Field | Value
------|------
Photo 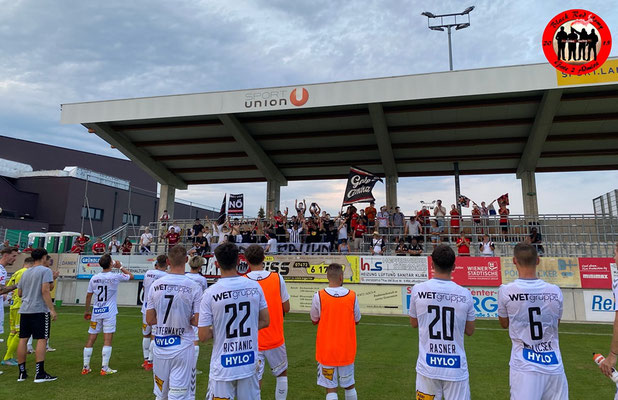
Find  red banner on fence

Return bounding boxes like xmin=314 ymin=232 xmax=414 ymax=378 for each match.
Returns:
xmin=428 ymin=257 xmax=502 ymax=287
xmin=578 ymin=258 xmax=614 ymax=289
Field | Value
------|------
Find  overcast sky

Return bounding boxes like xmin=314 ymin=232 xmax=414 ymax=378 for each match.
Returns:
xmin=1 ymin=0 xmax=617 ymax=217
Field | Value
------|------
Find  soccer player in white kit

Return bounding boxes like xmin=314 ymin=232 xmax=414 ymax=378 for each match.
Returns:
xmin=198 ymin=242 xmax=270 ymax=400
xmin=244 ymin=244 xmax=290 ymax=399
xmin=186 ymin=255 xmax=208 ymax=373
xmin=141 ymin=254 xmax=168 ymax=370
xmin=82 ymin=254 xmax=134 ymax=375
xmin=498 ymin=243 xmax=568 ymax=400
xmin=599 ymin=243 xmax=618 ymax=399
xmin=146 ymin=245 xmax=202 ymax=400
xmin=409 ymin=244 xmax=475 ymax=400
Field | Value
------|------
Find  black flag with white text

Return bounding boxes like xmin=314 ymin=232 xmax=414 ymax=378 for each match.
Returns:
xmin=342 ymin=166 xmax=383 ymax=206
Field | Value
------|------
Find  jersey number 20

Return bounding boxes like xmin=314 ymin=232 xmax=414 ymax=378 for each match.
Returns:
xmin=428 ymin=305 xmax=455 ymax=341
xmin=225 ymin=302 xmax=251 ymax=339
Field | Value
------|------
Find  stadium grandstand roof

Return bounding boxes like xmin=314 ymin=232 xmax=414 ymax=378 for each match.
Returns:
xmin=61 ymin=59 xmax=618 ymax=190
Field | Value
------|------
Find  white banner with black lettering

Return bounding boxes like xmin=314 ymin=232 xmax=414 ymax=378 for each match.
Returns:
xmin=359 ymin=256 xmax=428 ymax=285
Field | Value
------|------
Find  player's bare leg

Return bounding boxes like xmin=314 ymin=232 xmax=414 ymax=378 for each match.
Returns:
xmin=82 ymin=333 xmax=97 ymax=374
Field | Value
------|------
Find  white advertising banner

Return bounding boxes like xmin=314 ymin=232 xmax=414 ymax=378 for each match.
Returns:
xmin=77 ymin=254 xmax=159 ymax=279
xmin=359 ymin=256 xmax=428 ymax=285
xmin=583 ymin=290 xmax=615 ymax=322
xmin=469 ymin=287 xmax=499 ymax=318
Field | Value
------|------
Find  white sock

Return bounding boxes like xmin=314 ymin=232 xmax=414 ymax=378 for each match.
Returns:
xmin=194 ymin=345 xmax=199 ymax=366
xmin=326 ymin=393 xmax=338 ymax=400
xmin=275 ymin=376 xmax=288 ymax=400
xmin=46 ymin=338 xmax=51 ymax=349
xmin=102 ymin=346 xmax=112 ymax=369
xmin=148 ymin=340 xmax=155 ymax=361
xmin=27 ymin=336 xmax=33 ymax=349
xmin=344 ymin=388 xmax=357 ymax=400
xmin=142 ymin=338 xmax=151 ymax=360
xmin=83 ymin=347 xmax=93 ymax=368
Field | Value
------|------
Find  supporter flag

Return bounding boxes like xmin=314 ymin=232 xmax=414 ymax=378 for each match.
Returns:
xmin=458 ymin=195 xmax=471 ymax=208
xmin=342 ymin=166 xmax=383 ymax=206
xmin=217 ymin=194 xmax=227 ymax=225
xmin=228 ymin=194 xmax=244 ymax=215
xmin=497 ymin=193 xmax=510 ymax=206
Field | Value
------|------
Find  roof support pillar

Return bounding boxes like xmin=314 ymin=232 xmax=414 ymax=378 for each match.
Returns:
xmin=516 ymin=89 xmax=562 ymax=178
xmin=158 ymin=184 xmax=176 ymax=220
xmin=385 ymin=175 xmax=398 ymax=212
xmin=519 ymin=170 xmax=538 ymax=219
xmin=266 ymin=180 xmax=281 ymax=219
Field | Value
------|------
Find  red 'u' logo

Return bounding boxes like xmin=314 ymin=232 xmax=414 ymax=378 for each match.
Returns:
xmin=289 ymin=88 xmax=309 ymax=106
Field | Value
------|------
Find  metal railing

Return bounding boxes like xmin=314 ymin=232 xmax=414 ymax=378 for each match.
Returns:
xmin=76 ymin=213 xmax=617 ymax=258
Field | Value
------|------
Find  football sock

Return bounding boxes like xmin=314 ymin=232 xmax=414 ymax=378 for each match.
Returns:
xmin=27 ymin=336 xmax=33 ymax=350
xmin=19 ymin=362 xmax=26 ymax=374
xmin=83 ymin=347 xmax=93 ymax=368
xmin=5 ymin=333 xmax=19 ymax=360
xmin=344 ymin=388 xmax=357 ymax=400
xmin=35 ymin=361 xmax=45 ymax=377
xmin=142 ymin=338 xmax=150 ymax=360
xmin=194 ymin=345 xmax=200 ymax=365
xmin=148 ymin=340 xmax=155 ymax=361
xmin=275 ymin=376 xmax=288 ymax=400
xmin=102 ymin=346 xmax=112 ymax=369
xmin=326 ymin=393 xmax=338 ymax=400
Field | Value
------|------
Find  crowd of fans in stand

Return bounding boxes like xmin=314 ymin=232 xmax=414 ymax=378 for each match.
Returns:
xmin=12 ymin=195 xmax=549 ymax=257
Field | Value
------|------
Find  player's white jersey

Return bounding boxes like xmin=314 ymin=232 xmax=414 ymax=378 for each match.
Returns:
xmin=408 ymin=278 xmax=475 ymax=381
xmin=87 ymin=271 xmax=130 ymax=320
xmin=198 ymin=276 xmax=267 ymax=381
xmin=185 ymin=272 xmax=208 ymax=293
xmin=498 ymin=279 xmax=564 ymax=374
xmin=141 ymin=269 xmax=167 ymax=314
xmin=146 ymin=274 xmax=201 ymax=359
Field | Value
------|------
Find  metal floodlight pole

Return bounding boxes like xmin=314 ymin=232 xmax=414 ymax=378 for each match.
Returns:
xmin=421 ymin=6 xmax=474 ymax=71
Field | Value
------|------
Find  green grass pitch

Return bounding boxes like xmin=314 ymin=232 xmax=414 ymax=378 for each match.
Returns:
xmin=1 ymin=305 xmax=616 ymax=399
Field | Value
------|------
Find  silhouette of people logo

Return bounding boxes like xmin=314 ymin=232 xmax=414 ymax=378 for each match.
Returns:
xmin=543 ymin=9 xmax=612 ymax=76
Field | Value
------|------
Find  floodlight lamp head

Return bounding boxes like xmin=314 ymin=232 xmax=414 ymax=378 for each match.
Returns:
xmin=429 ymin=26 xmax=445 ymax=31
xmin=421 ymin=11 xmax=435 ymax=18
xmin=456 ymin=23 xmax=470 ymax=30
xmin=462 ymin=6 xmax=475 ymax=14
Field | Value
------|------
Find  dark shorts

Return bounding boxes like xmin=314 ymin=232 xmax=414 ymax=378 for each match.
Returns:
xmin=19 ymin=312 xmax=51 ymax=340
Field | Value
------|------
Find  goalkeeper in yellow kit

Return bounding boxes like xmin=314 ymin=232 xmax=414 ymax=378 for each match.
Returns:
xmin=1 ymin=257 xmax=33 ymax=366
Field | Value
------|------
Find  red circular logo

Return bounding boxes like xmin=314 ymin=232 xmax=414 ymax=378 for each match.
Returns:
xmin=542 ymin=9 xmax=612 ymax=76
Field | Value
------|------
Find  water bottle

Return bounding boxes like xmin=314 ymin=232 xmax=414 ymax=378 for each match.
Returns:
xmin=593 ymin=353 xmax=618 ymax=383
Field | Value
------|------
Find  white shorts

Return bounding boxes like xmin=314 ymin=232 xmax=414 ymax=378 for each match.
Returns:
xmin=415 ymin=373 xmax=470 ymax=400
xmin=509 ymin=369 xmax=568 ymax=400
xmin=88 ymin=315 xmax=117 ymax=334
xmin=206 ymin=374 xmax=260 ymax=400
xmin=257 ymin=344 xmax=288 ymax=380
xmin=153 ymin=345 xmax=196 ymax=400
xmin=142 ymin=312 xmax=152 ymax=336
xmin=317 ymin=362 xmax=355 ymax=389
